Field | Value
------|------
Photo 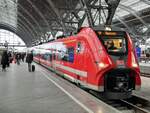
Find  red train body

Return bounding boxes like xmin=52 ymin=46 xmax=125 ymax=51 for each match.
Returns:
xmin=33 ymin=27 xmax=141 ymax=99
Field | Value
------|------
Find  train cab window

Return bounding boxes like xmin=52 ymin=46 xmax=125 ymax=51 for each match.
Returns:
xmin=97 ymin=31 xmax=128 ymax=55
xmin=103 ymin=38 xmax=127 ymax=53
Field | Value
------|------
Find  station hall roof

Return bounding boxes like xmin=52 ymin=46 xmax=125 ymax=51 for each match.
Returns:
xmin=0 ymin=0 xmax=149 ymax=46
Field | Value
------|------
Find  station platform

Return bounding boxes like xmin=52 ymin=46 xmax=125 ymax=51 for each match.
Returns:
xmin=134 ymin=76 xmax=150 ymax=100
xmin=0 ymin=63 xmax=89 ymax=113
xmin=139 ymin=62 xmax=150 ymax=74
xmin=0 ymin=62 xmax=121 ymax=113
xmin=133 ymin=62 xmax=150 ymax=100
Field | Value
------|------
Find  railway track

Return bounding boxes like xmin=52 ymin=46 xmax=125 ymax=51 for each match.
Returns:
xmin=89 ymin=90 xmax=150 ymax=113
xmin=141 ymin=72 xmax=150 ymax=78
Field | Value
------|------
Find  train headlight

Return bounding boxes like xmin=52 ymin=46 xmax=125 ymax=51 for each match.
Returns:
xmin=99 ymin=63 xmax=104 ymax=67
xmin=132 ymin=63 xmax=138 ymax=68
xmin=98 ymin=63 xmax=108 ymax=69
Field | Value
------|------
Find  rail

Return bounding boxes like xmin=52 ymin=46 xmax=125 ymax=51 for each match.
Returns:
xmin=121 ymin=95 xmax=150 ymax=113
xmin=141 ymin=72 xmax=150 ymax=78
xmin=89 ymin=90 xmax=150 ymax=113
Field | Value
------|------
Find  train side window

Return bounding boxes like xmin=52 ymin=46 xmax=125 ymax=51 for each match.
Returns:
xmin=62 ymin=51 xmax=68 ymax=61
xmin=43 ymin=53 xmax=49 ymax=60
xmin=48 ymin=50 xmax=52 ymax=61
xmin=49 ymin=54 xmax=52 ymax=61
xmin=62 ymin=47 xmax=74 ymax=63
xmin=77 ymin=42 xmax=81 ymax=53
xmin=68 ymin=47 xmax=74 ymax=63
xmin=57 ymin=50 xmax=61 ymax=60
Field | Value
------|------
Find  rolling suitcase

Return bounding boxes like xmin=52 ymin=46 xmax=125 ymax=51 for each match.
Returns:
xmin=32 ymin=65 xmax=35 ymax=72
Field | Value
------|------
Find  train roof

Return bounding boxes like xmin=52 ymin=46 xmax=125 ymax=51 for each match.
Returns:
xmin=47 ymin=26 xmax=126 ymax=42
xmin=77 ymin=26 xmax=126 ymax=35
xmin=92 ymin=26 xmax=125 ymax=32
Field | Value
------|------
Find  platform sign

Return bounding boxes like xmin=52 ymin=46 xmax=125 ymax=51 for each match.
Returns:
xmin=97 ymin=31 xmax=125 ymax=36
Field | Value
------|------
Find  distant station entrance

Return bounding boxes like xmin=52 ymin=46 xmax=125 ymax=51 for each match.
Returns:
xmin=0 ymin=29 xmax=26 ymax=52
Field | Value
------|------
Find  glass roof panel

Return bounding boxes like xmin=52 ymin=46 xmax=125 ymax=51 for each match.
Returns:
xmin=121 ymin=0 xmax=140 ymax=6
xmin=114 ymin=0 xmax=150 ymax=19
xmin=131 ymin=1 xmax=150 ymax=11
xmin=115 ymin=8 xmax=130 ymax=17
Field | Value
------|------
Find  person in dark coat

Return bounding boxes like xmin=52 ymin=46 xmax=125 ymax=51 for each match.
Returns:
xmin=26 ymin=51 xmax=33 ymax=72
xmin=1 ymin=51 xmax=9 ymax=71
xmin=15 ymin=53 xmax=21 ymax=65
xmin=7 ymin=51 xmax=12 ymax=67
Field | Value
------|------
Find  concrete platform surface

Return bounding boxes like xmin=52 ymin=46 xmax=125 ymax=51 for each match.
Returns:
xmin=134 ymin=76 xmax=150 ymax=100
xmin=139 ymin=62 xmax=150 ymax=74
xmin=0 ymin=63 xmax=88 ymax=113
xmin=0 ymin=62 xmax=122 ymax=113
xmin=139 ymin=62 xmax=150 ymax=67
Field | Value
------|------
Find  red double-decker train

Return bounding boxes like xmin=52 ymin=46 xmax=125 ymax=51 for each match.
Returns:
xmin=32 ymin=26 xmax=141 ymax=99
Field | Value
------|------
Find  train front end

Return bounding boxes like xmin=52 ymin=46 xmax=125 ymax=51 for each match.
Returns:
xmin=96 ymin=28 xmax=141 ymax=99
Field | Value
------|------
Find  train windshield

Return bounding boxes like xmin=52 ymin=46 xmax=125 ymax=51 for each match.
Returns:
xmin=97 ymin=31 xmax=128 ymax=55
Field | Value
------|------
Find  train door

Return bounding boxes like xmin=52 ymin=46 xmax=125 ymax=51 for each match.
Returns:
xmin=52 ymin=50 xmax=56 ymax=70
xmin=76 ymin=41 xmax=87 ymax=83
xmin=49 ymin=50 xmax=53 ymax=67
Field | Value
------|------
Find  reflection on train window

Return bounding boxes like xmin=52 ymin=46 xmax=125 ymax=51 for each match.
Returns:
xmin=57 ymin=50 xmax=61 ymax=60
xmin=43 ymin=54 xmax=50 ymax=60
xmin=62 ymin=47 xmax=74 ymax=63
xmin=102 ymin=37 xmax=127 ymax=53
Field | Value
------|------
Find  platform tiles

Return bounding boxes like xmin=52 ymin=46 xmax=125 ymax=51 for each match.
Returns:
xmin=0 ymin=63 xmax=122 ymax=113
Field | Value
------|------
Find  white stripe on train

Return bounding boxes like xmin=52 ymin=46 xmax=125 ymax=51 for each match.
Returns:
xmin=53 ymin=62 xmax=87 ymax=78
xmin=36 ymin=59 xmax=140 ymax=92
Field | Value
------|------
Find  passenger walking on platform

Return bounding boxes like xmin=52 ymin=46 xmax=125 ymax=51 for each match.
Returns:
xmin=26 ymin=51 xmax=33 ymax=72
xmin=7 ymin=51 xmax=12 ymax=67
xmin=1 ymin=51 xmax=9 ymax=71
xmin=15 ymin=53 xmax=21 ymax=65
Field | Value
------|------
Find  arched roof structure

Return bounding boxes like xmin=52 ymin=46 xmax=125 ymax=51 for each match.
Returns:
xmin=0 ymin=0 xmax=149 ymax=46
